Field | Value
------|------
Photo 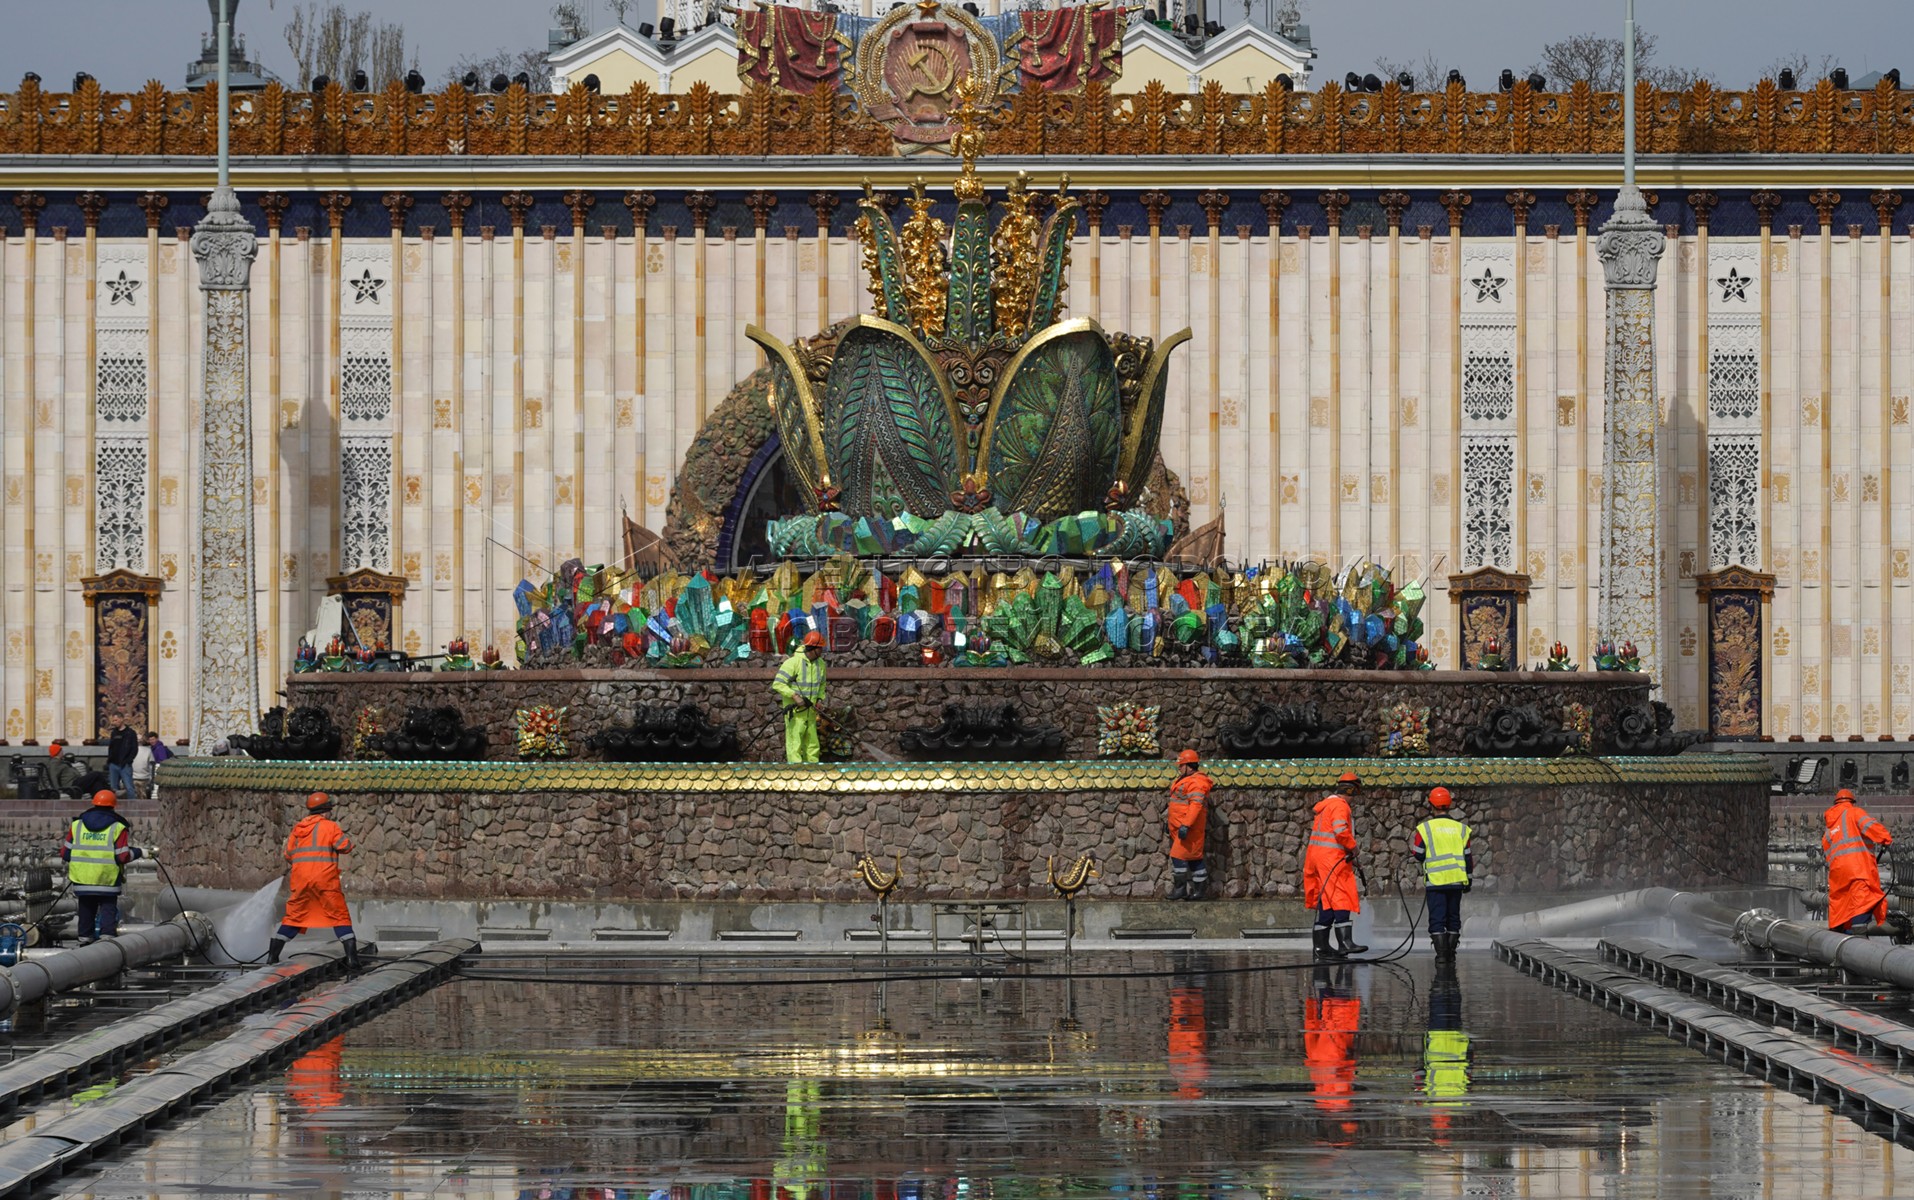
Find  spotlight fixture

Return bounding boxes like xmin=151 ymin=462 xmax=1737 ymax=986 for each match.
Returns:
xmin=461 ymin=70 xmax=480 ymax=90
xmin=72 ymin=71 xmax=93 ymax=90
xmin=638 ymin=22 xmax=655 ymax=37
xmin=1183 ymin=14 xmax=1199 ymax=35
xmin=1527 ymin=72 xmax=1545 ymax=90
xmin=489 ymin=73 xmax=510 ymax=93
xmin=311 ymin=73 xmax=331 ymax=90
xmin=1498 ymin=68 xmax=1515 ymax=92
xmin=582 ymin=73 xmax=601 ymax=93
xmin=659 ymin=16 xmax=676 ymax=39
xmin=1396 ymin=71 xmax=1415 ymax=89
xmin=22 ymin=71 xmax=40 ymax=85
xmin=1361 ymin=72 xmax=1382 ymax=93
xmin=1204 ymin=20 xmax=1222 ymax=37
xmin=513 ymin=71 xmax=531 ymax=88
xmin=1345 ymin=70 xmax=1362 ymax=91
xmin=1274 ymin=73 xmax=1293 ymax=91
xmin=405 ymin=69 xmax=425 ymax=94
xmin=1446 ymin=68 xmax=1465 ymax=88
xmin=350 ymin=69 xmax=369 ymax=91
xmin=1830 ymin=66 xmax=1849 ymax=89
xmin=1777 ymin=67 xmax=1796 ymax=90
xmin=1888 ymin=68 xmax=1903 ymax=87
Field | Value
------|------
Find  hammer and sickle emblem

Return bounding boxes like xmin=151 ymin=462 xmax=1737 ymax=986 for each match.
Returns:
xmin=900 ymin=39 xmax=955 ymax=100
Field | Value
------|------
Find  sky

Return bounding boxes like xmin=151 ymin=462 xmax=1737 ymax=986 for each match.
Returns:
xmin=2 ymin=0 xmax=1910 ymax=93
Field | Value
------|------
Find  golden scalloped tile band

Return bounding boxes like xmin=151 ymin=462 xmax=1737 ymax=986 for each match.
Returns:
xmin=162 ymin=754 xmax=1771 ymax=795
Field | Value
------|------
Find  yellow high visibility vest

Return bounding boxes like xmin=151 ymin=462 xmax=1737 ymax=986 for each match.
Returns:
xmin=67 ymin=819 xmax=125 ymax=888
xmin=1417 ymin=816 xmax=1472 ymax=886
xmin=773 ymin=651 xmax=827 ymax=708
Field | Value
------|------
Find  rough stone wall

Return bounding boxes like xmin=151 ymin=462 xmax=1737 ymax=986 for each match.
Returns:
xmin=284 ymin=669 xmax=1652 ymax=763
xmin=161 ymin=774 xmax=1765 ymax=902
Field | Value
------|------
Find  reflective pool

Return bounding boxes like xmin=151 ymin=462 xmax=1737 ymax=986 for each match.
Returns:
xmin=39 ymin=951 xmax=1914 ymax=1198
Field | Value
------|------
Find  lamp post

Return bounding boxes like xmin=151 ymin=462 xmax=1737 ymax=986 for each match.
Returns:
xmin=1595 ymin=0 xmax=1667 ymax=680
xmin=189 ymin=0 xmax=262 ymax=751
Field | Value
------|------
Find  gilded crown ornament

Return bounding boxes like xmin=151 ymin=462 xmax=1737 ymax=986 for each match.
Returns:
xmin=748 ymin=77 xmax=1191 ymax=557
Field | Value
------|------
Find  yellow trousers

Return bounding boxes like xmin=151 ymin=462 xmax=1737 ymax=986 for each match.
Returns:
xmin=784 ymin=707 xmax=821 ymax=763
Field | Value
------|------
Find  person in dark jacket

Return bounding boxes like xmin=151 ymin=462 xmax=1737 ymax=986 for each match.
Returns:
xmin=106 ymin=724 xmax=140 ymax=802
xmin=60 ymin=790 xmax=153 ymax=942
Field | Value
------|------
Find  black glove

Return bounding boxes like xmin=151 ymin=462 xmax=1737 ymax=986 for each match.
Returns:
xmin=1462 ymin=882 xmax=1472 ymax=893
xmin=1177 ymin=825 xmax=1191 ymax=840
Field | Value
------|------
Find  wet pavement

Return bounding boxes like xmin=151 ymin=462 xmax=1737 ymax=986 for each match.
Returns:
xmin=24 ymin=949 xmax=1914 ymax=1198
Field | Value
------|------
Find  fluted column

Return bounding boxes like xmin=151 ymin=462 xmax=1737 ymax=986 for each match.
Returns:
xmin=188 ymin=188 xmax=260 ymax=748
xmin=1597 ymin=184 xmax=1668 ymax=679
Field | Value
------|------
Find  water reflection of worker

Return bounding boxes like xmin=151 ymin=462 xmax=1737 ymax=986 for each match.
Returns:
xmin=1167 ymin=970 xmax=1210 ymax=1100
xmin=287 ymin=1034 xmax=346 ymax=1114
xmin=1304 ymin=964 xmax=1360 ymax=1139
xmin=773 ymin=1078 xmax=824 ymax=1200
xmin=1418 ymin=960 xmax=1472 ymax=1132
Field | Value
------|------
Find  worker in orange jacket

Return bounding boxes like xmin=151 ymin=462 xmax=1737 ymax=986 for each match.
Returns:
xmin=1822 ymin=787 xmax=1893 ymax=932
xmin=1304 ymin=770 xmax=1367 ymax=960
xmin=267 ymin=792 xmax=362 ymax=968
xmin=1167 ymin=749 xmax=1213 ymax=900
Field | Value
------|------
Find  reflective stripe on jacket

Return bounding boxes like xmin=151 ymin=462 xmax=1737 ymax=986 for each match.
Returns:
xmin=1416 ymin=817 xmax=1473 ymax=887
xmin=67 ymin=818 xmax=128 ymax=888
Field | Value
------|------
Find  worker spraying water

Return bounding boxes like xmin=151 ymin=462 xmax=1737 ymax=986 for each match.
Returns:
xmin=266 ymin=792 xmax=364 ymax=969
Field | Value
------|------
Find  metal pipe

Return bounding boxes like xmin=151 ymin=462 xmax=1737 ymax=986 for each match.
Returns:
xmin=1623 ymin=0 xmax=1638 ymax=187
xmin=218 ymin=0 xmax=232 ymax=190
xmin=0 ymin=913 xmax=211 ymax=1017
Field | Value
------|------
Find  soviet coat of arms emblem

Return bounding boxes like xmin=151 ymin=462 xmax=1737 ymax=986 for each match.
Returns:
xmin=854 ymin=0 xmax=1004 ymax=147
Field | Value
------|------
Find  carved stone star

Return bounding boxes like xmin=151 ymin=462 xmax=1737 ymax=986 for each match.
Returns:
xmin=105 ymin=269 xmax=140 ymax=306
xmin=349 ymin=268 xmax=385 ymax=305
xmin=1470 ymin=266 xmax=1506 ymax=303
xmin=1716 ymin=266 xmax=1751 ymax=302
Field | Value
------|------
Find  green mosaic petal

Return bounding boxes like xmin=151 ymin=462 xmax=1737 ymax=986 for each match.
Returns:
xmin=985 ymin=326 xmax=1119 ymax=522
xmin=823 ymin=323 xmax=959 ymax=519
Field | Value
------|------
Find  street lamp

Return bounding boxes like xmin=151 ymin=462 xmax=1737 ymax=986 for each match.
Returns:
xmin=189 ymin=0 xmax=263 ymax=751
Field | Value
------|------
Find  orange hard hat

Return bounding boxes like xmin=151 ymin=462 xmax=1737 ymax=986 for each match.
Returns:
xmin=1176 ymin=749 xmax=1200 ymax=766
xmin=803 ymin=630 xmax=826 ymax=648
xmin=1428 ymin=786 xmax=1453 ymax=807
xmin=1337 ymin=771 xmax=1360 ymax=786
xmin=91 ymin=789 xmax=117 ymax=807
xmin=1835 ymin=788 xmax=1856 ymax=802
xmin=306 ymin=792 xmax=332 ymax=811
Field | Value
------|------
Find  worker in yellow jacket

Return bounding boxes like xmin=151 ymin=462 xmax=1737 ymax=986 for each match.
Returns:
xmin=772 ymin=630 xmax=828 ymax=762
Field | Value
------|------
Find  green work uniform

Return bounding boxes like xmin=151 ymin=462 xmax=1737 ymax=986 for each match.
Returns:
xmin=772 ymin=649 xmax=827 ymax=763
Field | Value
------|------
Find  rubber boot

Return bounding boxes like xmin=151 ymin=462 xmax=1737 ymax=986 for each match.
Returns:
xmin=342 ymin=937 xmax=361 ymax=971
xmin=1169 ymin=864 xmax=1189 ymax=901
xmin=1334 ymin=924 xmax=1368 ymax=957
xmin=1312 ymin=926 xmax=1342 ymax=961
xmin=1442 ymin=932 xmax=1461 ymax=961
xmin=1187 ymin=877 xmax=1206 ymax=902
xmin=266 ymin=937 xmax=285 ymax=965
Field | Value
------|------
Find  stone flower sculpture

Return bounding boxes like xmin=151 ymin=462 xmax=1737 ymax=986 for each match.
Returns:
xmin=749 ymin=80 xmax=1188 ymax=556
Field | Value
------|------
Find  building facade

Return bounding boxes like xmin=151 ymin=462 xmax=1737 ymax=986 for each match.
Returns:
xmin=0 ymin=77 xmax=1909 ymax=744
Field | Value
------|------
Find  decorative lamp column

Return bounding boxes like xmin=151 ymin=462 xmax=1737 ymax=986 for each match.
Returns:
xmin=189 ymin=0 xmax=261 ymax=749
xmin=1596 ymin=0 xmax=1668 ymax=682
xmin=1448 ymin=567 xmax=1530 ymax=671
xmin=81 ymin=570 xmax=165 ymax=737
xmin=327 ymin=568 xmax=409 ymax=652
xmin=1695 ymin=566 xmax=1776 ymax=741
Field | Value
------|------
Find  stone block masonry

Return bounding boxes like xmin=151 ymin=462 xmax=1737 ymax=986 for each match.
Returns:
xmin=160 ymin=756 xmax=1768 ymax=902
xmin=284 ymin=667 xmax=1653 ymax=763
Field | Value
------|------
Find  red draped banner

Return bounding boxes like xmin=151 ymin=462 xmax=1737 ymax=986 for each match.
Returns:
xmin=1017 ymin=8 xmax=1122 ymax=93
xmin=737 ymin=6 xmax=842 ymax=96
